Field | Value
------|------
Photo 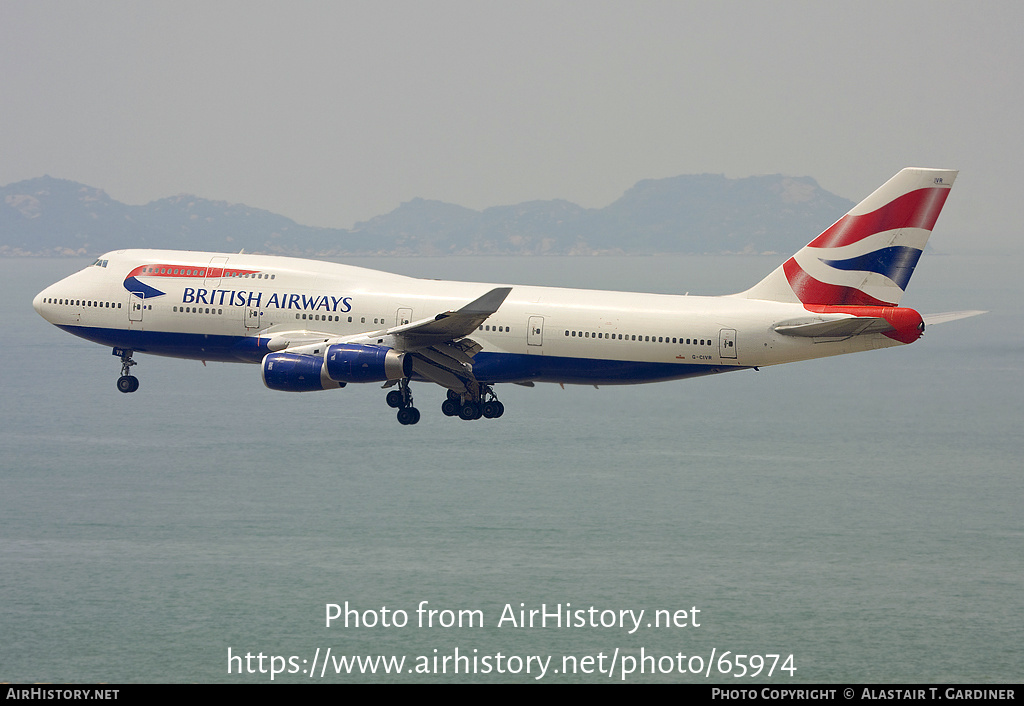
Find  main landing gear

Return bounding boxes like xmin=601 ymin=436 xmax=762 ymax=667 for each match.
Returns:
xmin=114 ymin=348 xmax=140 ymax=393
xmin=386 ymin=381 xmax=505 ymax=424
xmin=440 ymin=386 xmax=504 ymax=421
xmin=385 ymin=378 xmax=421 ymax=425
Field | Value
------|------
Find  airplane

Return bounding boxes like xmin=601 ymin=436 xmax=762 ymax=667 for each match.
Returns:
xmin=33 ymin=167 xmax=984 ymax=425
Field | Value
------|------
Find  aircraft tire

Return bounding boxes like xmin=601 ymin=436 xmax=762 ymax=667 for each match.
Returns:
xmin=441 ymin=399 xmax=458 ymax=416
xmin=458 ymin=402 xmax=481 ymax=420
xmin=447 ymin=389 xmax=461 ymax=402
xmin=386 ymin=390 xmax=404 ymax=408
xmin=117 ymin=375 xmax=139 ymax=393
xmin=397 ymin=407 xmax=420 ymax=425
xmin=482 ymin=401 xmax=499 ymax=418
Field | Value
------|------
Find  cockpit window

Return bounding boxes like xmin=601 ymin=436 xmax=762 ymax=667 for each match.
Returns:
xmin=91 ymin=259 xmax=109 ymax=268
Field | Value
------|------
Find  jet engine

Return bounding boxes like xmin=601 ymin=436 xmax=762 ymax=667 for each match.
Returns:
xmin=324 ymin=344 xmax=411 ymax=383
xmin=261 ymin=352 xmax=342 ymax=392
xmin=262 ymin=344 xmax=411 ymax=392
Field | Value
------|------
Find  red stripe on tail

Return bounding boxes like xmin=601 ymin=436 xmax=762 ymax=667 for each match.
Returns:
xmin=808 ymin=187 xmax=950 ymax=249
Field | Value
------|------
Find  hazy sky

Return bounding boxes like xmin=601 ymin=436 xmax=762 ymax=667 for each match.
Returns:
xmin=3 ymin=1 xmax=1021 ymax=250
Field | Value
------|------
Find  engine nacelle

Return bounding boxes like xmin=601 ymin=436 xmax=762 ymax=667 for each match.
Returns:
xmin=324 ymin=344 xmax=411 ymax=383
xmin=261 ymin=352 xmax=344 ymax=392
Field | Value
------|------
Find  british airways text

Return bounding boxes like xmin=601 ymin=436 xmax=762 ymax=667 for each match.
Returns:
xmin=182 ymin=288 xmax=353 ymax=312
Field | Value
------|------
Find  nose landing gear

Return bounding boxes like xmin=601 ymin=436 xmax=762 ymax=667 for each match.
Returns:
xmin=113 ymin=347 xmax=139 ymax=393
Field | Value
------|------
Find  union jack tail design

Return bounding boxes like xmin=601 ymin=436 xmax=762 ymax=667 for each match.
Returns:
xmin=741 ymin=168 xmax=957 ymax=306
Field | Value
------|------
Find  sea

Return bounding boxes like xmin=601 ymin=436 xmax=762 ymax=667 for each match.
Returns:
xmin=1 ymin=254 xmax=1020 ymax=684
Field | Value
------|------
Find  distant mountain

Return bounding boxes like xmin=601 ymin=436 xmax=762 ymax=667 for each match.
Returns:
xmin=0 ymin=174 xmax=854 ymax=257
xmin=0 ymin=176 xmax=348 ymax=257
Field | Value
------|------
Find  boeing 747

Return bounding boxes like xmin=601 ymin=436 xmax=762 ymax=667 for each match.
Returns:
xmin=33 ymin=168 xmax=982 ymax=424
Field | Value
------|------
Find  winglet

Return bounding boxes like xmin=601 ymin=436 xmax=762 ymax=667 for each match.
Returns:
xmin=383 ymin=287 xmax=513 ymax=344
xmin=441 ymin=287 xmax=513 ymax=319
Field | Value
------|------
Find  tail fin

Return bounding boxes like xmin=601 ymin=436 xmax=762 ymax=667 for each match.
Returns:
xmin=741 ymin=168 xmax=957 ymax=306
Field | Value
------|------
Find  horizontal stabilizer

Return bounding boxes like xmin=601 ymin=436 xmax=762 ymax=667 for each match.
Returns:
xmin=774 ymin=316 xmax=893 ymax=338
xmin=922 ymin=310 xmax=988 ymax=325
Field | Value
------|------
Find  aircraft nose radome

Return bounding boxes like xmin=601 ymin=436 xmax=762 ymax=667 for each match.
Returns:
xmin=33 ymin=288 xmax=54 ymax=322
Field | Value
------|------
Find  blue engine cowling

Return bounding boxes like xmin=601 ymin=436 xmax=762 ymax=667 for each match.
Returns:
xmin=262 ymin=352 xmax=344 ymax=392
xmin=262 ymin=345 xmax=411 ymax=392
xmin=324 ymin=344 xmax=411 ymax=383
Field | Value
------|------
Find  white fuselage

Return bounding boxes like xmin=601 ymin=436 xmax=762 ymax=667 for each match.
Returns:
xmin=33 ymin=249 xmax=903 ymax=386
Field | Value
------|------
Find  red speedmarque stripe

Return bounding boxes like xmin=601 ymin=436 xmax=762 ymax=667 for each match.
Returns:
xmin=808 ymin=187 xmax=950 ymax=250
xmin=783 ymin=259 xmax=894 ymax=307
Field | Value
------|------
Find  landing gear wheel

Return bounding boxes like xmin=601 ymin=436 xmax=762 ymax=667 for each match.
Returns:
xmin=391 ymin=379 xmax=421 ymax=424
xmin=114 ymin=348 xmax=139 ymax=393
xmin=447 ymin=389 xmax=461 ymax=402
xmin=477 ymin=385 xmax=504 ymax=419
xmin=459 ymin=402 xmax=482 ymax=420
xmin=117 ymin=375 xmax=139 ymax=393
xmin=441 ymin=399 xmax=459 ymax=417
xmin=397 ymin=407 xmax=421 ymax=425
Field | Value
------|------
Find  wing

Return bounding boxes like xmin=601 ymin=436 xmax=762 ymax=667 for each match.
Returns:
xmin=387 ymin=287 xmax=513 ymax=345
xmin=267 ymin=287 xmax=512 ymax=394
xmin=390 ymin=287 xmax=512 ymax=393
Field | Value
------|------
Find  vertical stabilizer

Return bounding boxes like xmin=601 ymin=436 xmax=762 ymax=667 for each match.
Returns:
xmin=740 ymin=168 xmax=957 ymax=305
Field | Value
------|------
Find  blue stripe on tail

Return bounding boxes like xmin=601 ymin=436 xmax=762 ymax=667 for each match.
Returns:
xmin=819 ymin=246 xmax=923 ymax=291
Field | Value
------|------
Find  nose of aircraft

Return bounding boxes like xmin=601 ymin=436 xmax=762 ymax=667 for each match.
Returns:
xmin=33 ymin=286 xmax=57 ymax=323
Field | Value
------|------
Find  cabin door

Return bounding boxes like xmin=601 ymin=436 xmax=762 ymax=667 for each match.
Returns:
xmin=719 ymin=328 xmax=737 ymax=359
xmin=245 ymin=306 xmax=261 ymax=329
xmin=206 ymin=256 xmax=228 ymax=287
xmin=528 ymin=316 xmax=544 ymax=347
xmin=128 ymin=293 xmax=145 ymax=322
